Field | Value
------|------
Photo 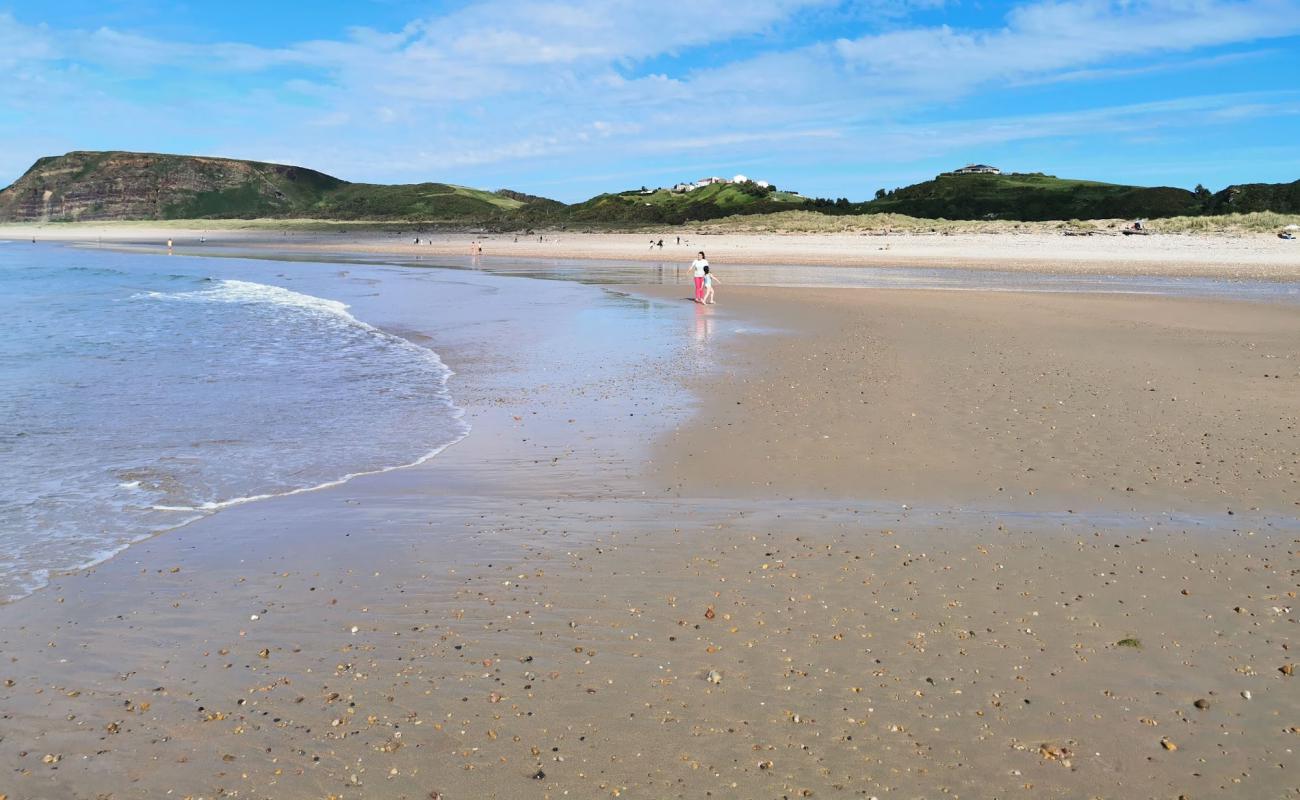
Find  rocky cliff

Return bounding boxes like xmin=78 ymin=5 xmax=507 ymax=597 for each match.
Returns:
xmin=0 ymin=151 xmax=344 ymax=222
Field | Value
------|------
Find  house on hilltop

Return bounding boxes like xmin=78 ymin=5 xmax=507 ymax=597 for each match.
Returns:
xmin=950 ymin=164 xmax=1001 ymax=175
xmin=666 ymin=175 xmax=775 ymax=192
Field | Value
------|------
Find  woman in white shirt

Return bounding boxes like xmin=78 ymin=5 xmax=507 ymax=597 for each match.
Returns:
xmin=690 ymin=252 xmax=708 ymax=302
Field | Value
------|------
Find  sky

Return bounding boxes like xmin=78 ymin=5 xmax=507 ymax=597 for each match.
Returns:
xmin=1 ymin=0 xmax=1298 ymax=202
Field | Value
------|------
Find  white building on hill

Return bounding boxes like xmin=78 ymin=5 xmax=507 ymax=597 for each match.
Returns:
xmin=665 ymin=175 xmax=776 ymax=192
xmin=951 ymin=164 xmax=1001 ymax=175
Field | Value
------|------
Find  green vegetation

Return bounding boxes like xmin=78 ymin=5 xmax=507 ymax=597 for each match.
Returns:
xmin=565 ymin=181 xmax=806 ymax=225
xmin=163 ymin=182 xmax=284 ymax=218
xmin=861 ymin=172 xmax=1205 ymax=221
xmin=307 ymin=182 xmax=518 ymax=220
xmin=1116 ymin=638 xmax=1142 ymax=648
xmin=688 ymin=209 xmax=1300 ymax=235
xmin=1209 ymin=179 xmax=1300 ymax=214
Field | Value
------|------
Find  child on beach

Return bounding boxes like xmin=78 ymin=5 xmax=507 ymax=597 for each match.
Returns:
xmin=690 ymin=252 xmax=708 ymax=302
xmin=702 ymin=265 xmax=720 ymax=304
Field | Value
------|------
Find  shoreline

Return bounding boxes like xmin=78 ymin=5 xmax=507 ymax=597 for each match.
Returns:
xmin=1 ymin=245 xmax=1297 ymax=799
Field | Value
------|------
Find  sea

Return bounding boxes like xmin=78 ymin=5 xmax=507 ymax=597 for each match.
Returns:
xmin=0 ymin=243 xmax=468 ymax=600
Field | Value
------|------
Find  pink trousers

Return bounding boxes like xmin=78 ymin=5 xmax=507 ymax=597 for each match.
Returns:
xmin=694 ymin=276 xmax=704 ymax=300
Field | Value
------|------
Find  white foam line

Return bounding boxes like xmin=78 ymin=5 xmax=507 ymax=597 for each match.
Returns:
xmin=150 ymin=422 xmax=469 ymax=514
xmin=2 ymin=513 xmax=208 ymax=602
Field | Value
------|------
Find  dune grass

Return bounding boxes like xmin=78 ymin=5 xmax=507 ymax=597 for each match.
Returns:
xmin=684 ymin=209 xmax=1300 ymax=236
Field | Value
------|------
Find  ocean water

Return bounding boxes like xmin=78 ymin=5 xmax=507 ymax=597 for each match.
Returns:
xmin=0 ymin=245 xmax=467 ymax=600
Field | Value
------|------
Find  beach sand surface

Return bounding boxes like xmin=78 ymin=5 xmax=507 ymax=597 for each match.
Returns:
xmin=0 ymin=249 xmax=1296 ymax=800
xmin=650 ymin=287 xmax=1299 ymax=514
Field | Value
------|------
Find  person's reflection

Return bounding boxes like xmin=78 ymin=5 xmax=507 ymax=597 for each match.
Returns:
xmin=691 ymin=301 xmax=714 ymax=350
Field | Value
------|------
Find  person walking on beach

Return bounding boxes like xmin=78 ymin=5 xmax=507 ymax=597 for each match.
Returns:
xmin=690 ymin=251 xmax=708 ymax=302
xmin=701 ymin=264 xmax=721 ymax=304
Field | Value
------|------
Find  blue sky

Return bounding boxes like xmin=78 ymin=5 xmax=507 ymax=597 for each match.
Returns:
xmin=1 ymin=1 xmax=1298 ymax=201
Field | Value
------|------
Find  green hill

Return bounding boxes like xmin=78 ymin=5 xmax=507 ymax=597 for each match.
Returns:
xmin=861 ymin=172 xmax=1204 ymax=221
xmin=1208 ymin=179 xmax=1300 ymax=214
xmin=565 ymin=181 xmax=807 ymax=225
xmin=0 ymin=151 xmax=560 ymax=223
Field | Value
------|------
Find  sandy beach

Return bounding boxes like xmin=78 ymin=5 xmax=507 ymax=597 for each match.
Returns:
xmin=0 ymin=242 xmax=1296 ymax=799
xmin=4 ymin=221 xmax=1300 ymax=280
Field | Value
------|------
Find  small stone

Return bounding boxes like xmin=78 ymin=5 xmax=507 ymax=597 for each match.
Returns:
xmin=258 ymin=648 xmax=269 ymax=659
xmin=1193 ymin=698 xmax=1210 ymax=710
xmin=706 ymin=670 xmax=723 ymax=685
xmin=704 ymin=607 xmax=716 ymax=620
xmin=1242 ymin=690 xmax=1253 ymax=700
xmin=42 ymin=754 xmax=61 ymax=764
xmin=1281 ymin=663 xmax=1294 ymax=676
xmin=1160 ymin=738 xmax=1177 ymax=751
xmin=531 ymin=769 xmax=546 ymax=780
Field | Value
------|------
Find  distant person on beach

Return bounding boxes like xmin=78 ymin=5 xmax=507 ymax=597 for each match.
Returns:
xmin=690 ymin=252 xmax=708 ymax=302
xmin=702 ymin=265 xmax=720 ymax=304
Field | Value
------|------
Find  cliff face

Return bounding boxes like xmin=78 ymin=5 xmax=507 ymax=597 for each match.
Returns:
xmin=0 ymin=151 xmax=344 ymax=222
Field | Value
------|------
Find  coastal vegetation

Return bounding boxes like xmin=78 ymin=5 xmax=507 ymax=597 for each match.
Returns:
xmin=2 ymin=150 xmax=1297 ymax=227
xmin=564 ymin=182 xmax=807 ymax=225
xmin=687 ymin=209 xmax=1300 ymax=235
xmin=862 ymin=172 xmax=1204 ymax=221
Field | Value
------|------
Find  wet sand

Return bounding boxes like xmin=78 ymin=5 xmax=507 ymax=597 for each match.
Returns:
xmin=651 ymin=287 xmax=1300 ymax=515
xmin=0 ymin=251 xmax=1297 ymax=799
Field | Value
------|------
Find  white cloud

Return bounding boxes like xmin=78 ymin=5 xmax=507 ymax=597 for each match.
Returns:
xmin=832 ymin=0 xmax=1300 ymax=94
